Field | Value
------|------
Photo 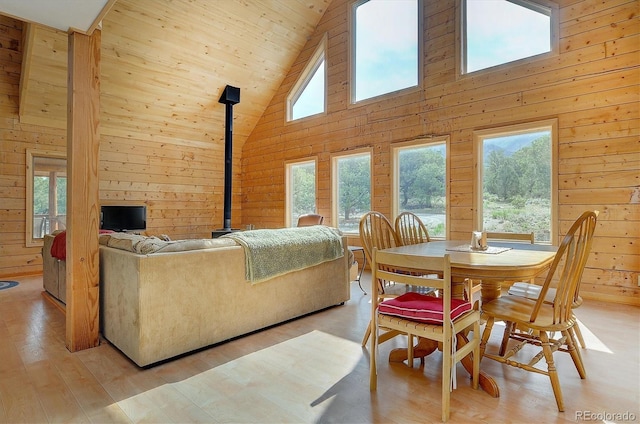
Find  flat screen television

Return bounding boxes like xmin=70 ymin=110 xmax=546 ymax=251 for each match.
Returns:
xmin=100 ymin=205 xmax=146 ymax=232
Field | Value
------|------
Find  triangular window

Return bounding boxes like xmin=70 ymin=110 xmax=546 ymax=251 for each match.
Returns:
xmin=287 ymin=35 xmax=326 ymax=121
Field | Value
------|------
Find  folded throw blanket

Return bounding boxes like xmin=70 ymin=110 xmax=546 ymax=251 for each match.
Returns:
xmin=223 ymin=226 xmax=344 ymax=283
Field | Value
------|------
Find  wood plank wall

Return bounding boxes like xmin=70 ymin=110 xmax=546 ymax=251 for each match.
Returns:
xmin=240 ymin=0 xmax=640 ymax=304
xmin=0 ymin=14 xmax=233 ymax=278
xmin=0 ymin=16 xmax=67 ymax=276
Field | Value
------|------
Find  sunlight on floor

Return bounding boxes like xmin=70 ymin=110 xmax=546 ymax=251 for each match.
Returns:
xmin=575 ymin=318 xmax=613 ymax=354
xmin=493 ymin=318 xmax=613 ymax=354
xmin=116 ymin=331 xmax=363 ymax=422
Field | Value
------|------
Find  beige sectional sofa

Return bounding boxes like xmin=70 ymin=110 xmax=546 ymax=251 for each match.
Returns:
xmin=43 ymin=232 xmax=67 ymax=304
xmin=97 ymin=229 xmax=350 ymax=367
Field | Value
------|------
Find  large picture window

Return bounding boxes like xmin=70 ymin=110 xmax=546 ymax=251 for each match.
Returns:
xmin=474 ymin=120 xmax=558 ymax=243
xmin=332 ymin=150 xmax=371 ymax=233
xmin=26 ymin=150 xmax=67 ymax=247
xmin=393 ymin=138 xmax=448 ymax=238
xmin=352 ymin=0 xmax=420 ymax=103
xmin=285 ymin=159 xmax=317 ymax=227
xmin=461 ymin=0 xmax=557 ymax=74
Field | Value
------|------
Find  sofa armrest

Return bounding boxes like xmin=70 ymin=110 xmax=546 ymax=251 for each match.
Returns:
xmin=42 ymin=234 xmax=60 ymax=299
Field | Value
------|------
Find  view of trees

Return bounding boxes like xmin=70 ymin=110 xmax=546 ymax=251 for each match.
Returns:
xmin=337 ymin=154 xmax=370 ymax=229
xmin=289 ymin=134 xmax=549 ymax=239
xmin=484 ymin=135 xmax=550 ymax=202
xmin=398 ymin=146 xmax=445 ymax=210
xmin=482 ymin=134 xmax=551 ymax=242
xmin=397 ymin=145 xmax=446 ymax=237
xmin=290 ymin=162 xmax=316 ymax=220
xmin=33 ymin=176 xmax=67 ymax=215
xmin=32 ymin=175 xmax=66 ymax=238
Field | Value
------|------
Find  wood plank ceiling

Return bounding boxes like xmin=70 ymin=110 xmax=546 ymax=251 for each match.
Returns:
xmin=12 ymin=0 xmax=331 ymax=151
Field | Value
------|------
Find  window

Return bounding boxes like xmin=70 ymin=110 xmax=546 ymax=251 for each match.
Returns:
xmin=352 ymin=0 xmax=420 ymax=103
xmin=26 ymin=150 xmax=67 ymax=247
xmin=461 ymin=0 xmax=557 ymax=74
xmin=474 ymin=120 xmax=558 ymax=243
xmin=287 ymin=35 xmax=327 ymax=121
xmin=332 ymin=150 xmax=371 ymax=233
xmin=393 ymin=138 xmax=448 ymax=238
xmin=285 ymin=159 xmax=318 ymax=227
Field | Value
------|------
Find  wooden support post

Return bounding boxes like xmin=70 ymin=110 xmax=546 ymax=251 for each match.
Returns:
xmin=65 ymin=29 xmax=101 ymax=352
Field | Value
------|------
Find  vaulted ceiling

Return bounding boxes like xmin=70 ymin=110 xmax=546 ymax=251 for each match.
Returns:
xmin=2 ymin=0 xmax=331 ymax=149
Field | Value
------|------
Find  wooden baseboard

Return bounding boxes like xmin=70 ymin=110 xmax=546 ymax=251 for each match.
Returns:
xmin=0 ymin=270 xmax=43 ymax=279
xmin=498 ymin=282 xmax=639 ymax=307
xmin=581 ymin=291 xmax=640 ymax=307
xmin=41 ymin=290 xmax=66 ymax=315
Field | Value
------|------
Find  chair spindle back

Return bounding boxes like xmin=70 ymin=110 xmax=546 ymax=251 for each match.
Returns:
xmin=530 ymin=211 xmax=597 ymax=325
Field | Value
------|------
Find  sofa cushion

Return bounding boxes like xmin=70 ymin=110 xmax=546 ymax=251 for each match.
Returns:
xmin=99 ymin=232 xmax=236 ymax=254
xmin=141 ymin=237 xmax=237 ymax=253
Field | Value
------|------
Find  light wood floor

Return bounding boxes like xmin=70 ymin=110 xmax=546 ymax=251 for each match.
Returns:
xmin=1 ymin=274 xmax=638 ymax=423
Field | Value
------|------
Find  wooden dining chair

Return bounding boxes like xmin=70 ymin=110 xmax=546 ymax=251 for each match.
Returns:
xmin=479 ymin=210 xmax=597 ymax=412
xmin=394 ymin=211 xmax=468 ymax=299
xmin=359 ymin=211 xmax=401 ymax=347
xmin=296 ymin=213 xmax=324 ymax=227
xmin=485 ymin=231 xmax=535 ymax=244
xmin=504 ymin=215 xmax=597 ymax=350
xmin=483 ymin=231 xmax=535 ymax=354
xmin=370 ymin=248 xmax=480 ymax=422
xmin=394 ymin=211 xmax=431 ymax=245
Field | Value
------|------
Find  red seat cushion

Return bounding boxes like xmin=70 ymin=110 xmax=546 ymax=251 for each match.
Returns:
xmin=378 ymin=292 xmax=472 ymax=325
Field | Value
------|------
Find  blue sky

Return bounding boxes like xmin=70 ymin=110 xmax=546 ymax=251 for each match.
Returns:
xmin=355 ymin=0 xmax=418 ymax=101
xmin=466 ymin=0 xmax=551 ymax=72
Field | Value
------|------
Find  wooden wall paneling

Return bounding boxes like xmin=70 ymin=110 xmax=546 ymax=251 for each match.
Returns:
xmin=560 ymin=169 xmax=639 ymax=190
xmin=17 ymin=23 xmax=33 ymax=119
xmin=559 ymin=0 xmax=632 ymax=21
xmin=560 ymin=204 xmax=639 ymax=223
xmin=19 ymin=25 xmax=67 ymax=128
xmin=0 ymin=18 xmax=50 ymax=278
xmin=590 ymin=252 xmax=636 ymax=274
xmin=560 ymin=103 xmax=639 ymax=136
xmin=240 ymin=0 xmax=639 ymax=304
xmin=560 ymin=187 xmax=637 ymax=205
xmin=558 ymin=136 xmax=639 ymax=159
xmin=605 ymin=33 xmax=640 ymax=58
xmin=0 ymin=0 xmax=326 ymax=275
xmin=561 ymin=9 xmax=638 ymax=49
xmin=3 ymin=0 xmax=333 ymax=248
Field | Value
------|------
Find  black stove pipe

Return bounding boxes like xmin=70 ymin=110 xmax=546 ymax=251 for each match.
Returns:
xmin=218 ymin=85 xmax=240 ymax=232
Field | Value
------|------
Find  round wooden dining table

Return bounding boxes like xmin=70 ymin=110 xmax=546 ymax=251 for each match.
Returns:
xmin=380 ymin=240 xmax=557 ymax=398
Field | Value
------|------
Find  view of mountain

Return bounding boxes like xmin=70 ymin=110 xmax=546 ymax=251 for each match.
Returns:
xmin=483 ymin=131 xmax=548 ymax=159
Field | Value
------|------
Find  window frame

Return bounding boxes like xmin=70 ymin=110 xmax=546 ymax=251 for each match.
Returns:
xmin=392 ymin=136 xmax=450 ymax=239
xmin=349 ymin=0 xmax=424 ymax=107
xmin=284 ymin=157 xmax=319 ymax=227
xmin=456 ymin=0 xmax=559 ymax=77
xmin=331 ymin=148 xmax=373 ymax=234
xmin=472 ymin=119 xmax=559 ymax=243
xmin=26 ymin=149 xmax=67 ymax=247
xmin=286 ymin=33 xmax=327 ymax=122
